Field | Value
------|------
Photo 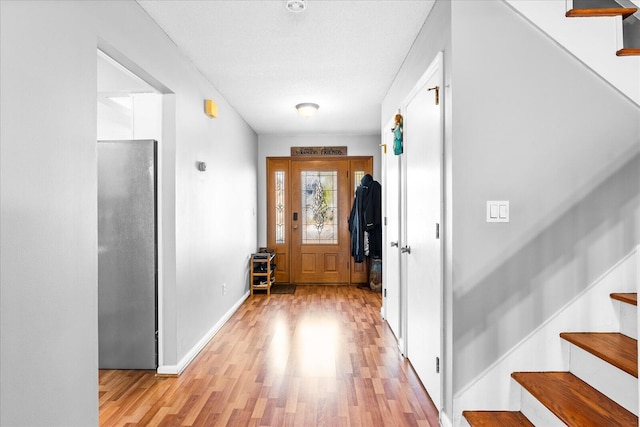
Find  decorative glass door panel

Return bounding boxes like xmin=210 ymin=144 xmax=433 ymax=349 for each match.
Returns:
xmin=301 ymin=171 xmax=338 ymax=245
xmin=291 ymin=160 xmax=350 ymax=283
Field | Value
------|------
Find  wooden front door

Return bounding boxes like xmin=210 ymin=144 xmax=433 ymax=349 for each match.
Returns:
xmin=291 ymin=159 xmax=350 ymax=283
xmin=267 ymin=157 xmax=372 ymax=284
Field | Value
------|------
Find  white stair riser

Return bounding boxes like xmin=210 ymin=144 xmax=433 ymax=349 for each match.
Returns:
xmin=517 ymin=380 xmax=565 ymax=427
xmin=618 ymin=301 xmax=637 ymax=340
xmin=568 ymin=344 xmax=638 ymax=416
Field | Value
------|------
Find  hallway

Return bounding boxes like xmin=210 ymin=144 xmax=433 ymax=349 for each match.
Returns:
xmin=99 ymin=286 xmax=439 ymax=426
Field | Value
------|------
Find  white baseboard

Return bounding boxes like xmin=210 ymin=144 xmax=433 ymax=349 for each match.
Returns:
xmin=440 ymin=411 xmax=453 ymax=427
xmin=157 ymin=290 xmax=250 ymax=376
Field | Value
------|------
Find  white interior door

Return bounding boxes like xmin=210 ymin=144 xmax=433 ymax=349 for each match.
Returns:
xmin=402 ymin=53 xmax=443 ymax=409
xmin=383 ymin=127 xmax=402 ymax=343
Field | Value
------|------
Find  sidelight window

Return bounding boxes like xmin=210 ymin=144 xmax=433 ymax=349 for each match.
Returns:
xmin=275 ymin=170 xmax=286 ymax=244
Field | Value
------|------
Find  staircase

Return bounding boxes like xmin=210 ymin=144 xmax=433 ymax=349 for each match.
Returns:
xmin=462 ymin=293 xmax=638 ymax=426
xmin=566 ymin=0 xmax=640 ymax=56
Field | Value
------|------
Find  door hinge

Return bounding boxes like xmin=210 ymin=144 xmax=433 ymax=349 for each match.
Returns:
xmin=436 ymin=356 xmax=440 ymax=373
xmin=436 ymin=223 xmax=440 ymax=239
xmin=384 ymin=216 xmax=387 ymax=226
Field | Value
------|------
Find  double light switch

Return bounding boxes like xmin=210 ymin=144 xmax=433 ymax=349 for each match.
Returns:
xmin=487 ymin=201 xmax=509 ymax=223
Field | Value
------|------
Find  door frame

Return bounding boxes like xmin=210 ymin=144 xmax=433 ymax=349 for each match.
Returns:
xmin=399 ymin=51 xmax=445 ymax=410
xmin=97 ymin=46 xmax=170 ymax=372
xmin=266 ymin=156 xmax=373 ymax=285
xmin=381 ymin=120 xmax=403 ymax=348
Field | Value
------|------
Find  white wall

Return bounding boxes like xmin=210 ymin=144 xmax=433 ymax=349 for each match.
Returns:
xmin=1 ymin=2 xmax=99 ymax=425
xmin=0 ymin=1 xmax=257 ymax=425
xmin=449 ymin=0 xmax=640 ymax=422
xmin=381 ymin=0 xmax=640 ymax=423
xmin=381 ymin=0 xmax=453 ymax=420
xmin=450 ymin=0 xmax=640 ymax=390
xmin=257 ymin=133 xmax=380 ymax=247
xmin=505 ymin=0 xmax=640 ymax=106
xmin=97 ymin=94 xmax=162 ymax=141
xmin=453 ymin=246 xmax=639 ymax=423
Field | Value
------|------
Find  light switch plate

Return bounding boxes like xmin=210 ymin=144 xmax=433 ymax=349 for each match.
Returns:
xmin=487 ymin=201 xmax=509 ymax=222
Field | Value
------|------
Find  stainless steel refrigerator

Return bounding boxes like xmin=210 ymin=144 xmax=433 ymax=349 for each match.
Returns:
xmin=98 ymin=140 xmax=157 ymax=370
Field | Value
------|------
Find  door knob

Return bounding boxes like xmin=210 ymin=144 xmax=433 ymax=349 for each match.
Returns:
xmin=401 ymin=246 xmax=411 ymax=254
xmin=390 ymin=241 xmax=399 ymax=247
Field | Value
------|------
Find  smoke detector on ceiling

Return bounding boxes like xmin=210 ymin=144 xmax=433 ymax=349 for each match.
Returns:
xmin=286 ymin=0 xmax=306 ymax=13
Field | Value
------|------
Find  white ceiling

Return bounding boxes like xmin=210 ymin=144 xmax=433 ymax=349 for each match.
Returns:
xmin=136 ymin=0 xmax=435 ymax=136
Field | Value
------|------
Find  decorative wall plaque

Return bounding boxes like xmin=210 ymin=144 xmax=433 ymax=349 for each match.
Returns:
xmin=291 ymin=146 xmax=348 ymax=157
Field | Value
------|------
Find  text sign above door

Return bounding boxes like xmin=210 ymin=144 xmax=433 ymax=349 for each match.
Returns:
xmin=291 ymin=146 xmax=348 ymax=157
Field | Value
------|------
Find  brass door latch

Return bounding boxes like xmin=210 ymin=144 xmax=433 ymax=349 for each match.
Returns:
xmin=427 ymin=86 xmax=439 ymax=105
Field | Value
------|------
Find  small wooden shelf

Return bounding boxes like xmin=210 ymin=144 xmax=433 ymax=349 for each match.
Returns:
xmin=250 ymin=252 xmax=275 ymax=295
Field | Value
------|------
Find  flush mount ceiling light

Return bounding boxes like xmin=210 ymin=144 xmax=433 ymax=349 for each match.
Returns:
xmin=286 ymin=0 xmax=306 ymax=13
xmin=296 ymin=102 xmax=319 ymax=118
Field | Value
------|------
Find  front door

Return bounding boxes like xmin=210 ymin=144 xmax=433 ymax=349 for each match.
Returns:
xmin=267 ymin=157 xmax=373 ymax=284
xmin=290 ymin=159 xmax=350 ymax=283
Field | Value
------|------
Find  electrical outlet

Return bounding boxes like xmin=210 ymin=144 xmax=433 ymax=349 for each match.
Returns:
xmin=222 ymin=283 xmax=226 ymax=296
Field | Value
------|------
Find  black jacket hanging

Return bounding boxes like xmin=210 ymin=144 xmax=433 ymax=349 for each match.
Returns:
xmin=348 ymin=174 xmax=382 ymax=263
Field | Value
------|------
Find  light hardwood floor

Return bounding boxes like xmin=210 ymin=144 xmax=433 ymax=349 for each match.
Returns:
xmin=99 ymin=285 xmax=439 ymax=426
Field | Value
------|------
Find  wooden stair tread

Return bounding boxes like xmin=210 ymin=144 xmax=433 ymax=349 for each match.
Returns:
xmin=560 ymin=332 xmax=638 ymax=377
xmin=611 ymin=292 xmax=637 ymax=305
xmin=462 ymin=410 xmax=533 ymax=426
xmin=566 ymin=8 xmax=637 ymax=18
xmin=511 ymin=371 xmax=638 ymax=426
xmin=617 ymin=48 xmax=640 ymax=56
